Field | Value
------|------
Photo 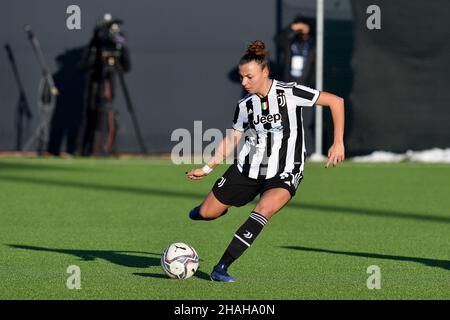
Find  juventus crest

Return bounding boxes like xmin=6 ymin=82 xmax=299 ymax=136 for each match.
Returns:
xmin=277 ymin=91 xmax=286 ymax=107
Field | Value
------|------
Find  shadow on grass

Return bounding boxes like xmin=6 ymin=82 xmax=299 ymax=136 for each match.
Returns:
xmin=7 ymin=244 xmax=210 ymax=281
xmin=0 ymin=174 xmax=204 ymax=200
xmin=133 ymin=273 xmax=167 ymax=279
xmin=134 ymin=269 xmax=212 ymax=281
xmin=289 ymin=202 xmax=450 ymax=224
xmin=282 ymin=246 xmax=450 ymax=271
xmin=0 ymin=174 xmax=449 ymax=225
xmin=7 ymin=244 xmax=161 ymax=268
xmin=0 ymin=161 xmax=90 ymax=172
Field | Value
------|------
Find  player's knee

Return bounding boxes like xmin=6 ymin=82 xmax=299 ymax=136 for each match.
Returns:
xmin=253 ymin=204 xmax=276 ymax=218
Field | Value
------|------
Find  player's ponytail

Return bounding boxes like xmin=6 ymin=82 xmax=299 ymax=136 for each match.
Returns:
xmin=239 ymin=40 xmax=269 ymax=70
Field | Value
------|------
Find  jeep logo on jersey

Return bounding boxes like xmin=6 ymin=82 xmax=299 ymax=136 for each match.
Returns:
xmin=253 ymin=113 xmax=281 ymax=125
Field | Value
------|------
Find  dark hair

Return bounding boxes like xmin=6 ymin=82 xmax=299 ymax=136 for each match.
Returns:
xmin=293 ymin=14 xmax=310 ymax=26
xmin=239 ymin=40 xmax=269 ymax=70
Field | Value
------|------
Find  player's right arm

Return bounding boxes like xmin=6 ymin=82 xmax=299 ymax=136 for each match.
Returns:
xmin=186 ymin=129 xmax=242 ymax=180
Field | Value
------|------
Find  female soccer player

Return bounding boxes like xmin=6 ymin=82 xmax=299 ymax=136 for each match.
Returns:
xmin=186 ymin=40 xmax=345 ymax=282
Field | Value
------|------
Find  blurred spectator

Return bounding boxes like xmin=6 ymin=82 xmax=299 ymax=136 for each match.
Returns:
xmin=274 ymin=15 xmax=316 ymax=154
xmin=47 ymin=47 xmax=85 ymax=156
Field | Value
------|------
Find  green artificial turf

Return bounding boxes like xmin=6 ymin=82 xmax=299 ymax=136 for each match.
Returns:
xmin=0 ymin=157 xmax=449 ymax=299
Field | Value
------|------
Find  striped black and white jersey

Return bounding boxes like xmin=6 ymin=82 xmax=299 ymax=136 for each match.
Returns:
xmin=232 ymin=79 xmax=320 ymax=180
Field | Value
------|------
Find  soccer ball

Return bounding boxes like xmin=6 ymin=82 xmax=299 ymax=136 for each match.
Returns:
xmin=161 ymin=242 xmax=199 ymax=279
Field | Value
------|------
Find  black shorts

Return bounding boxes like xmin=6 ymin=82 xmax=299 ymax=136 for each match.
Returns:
xmin=212 ymin=164 xmax=303 ymax=207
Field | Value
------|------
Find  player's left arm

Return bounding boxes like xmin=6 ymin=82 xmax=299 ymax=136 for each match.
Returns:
xmin=316 ymin=91 xmax=345 ymax=168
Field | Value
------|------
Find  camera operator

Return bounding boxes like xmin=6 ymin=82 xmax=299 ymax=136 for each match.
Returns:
xmin=77 ymin=13 xmax=131 ymax=156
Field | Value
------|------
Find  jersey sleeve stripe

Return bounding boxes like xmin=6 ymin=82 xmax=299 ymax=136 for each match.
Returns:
xmin=292 ymin=86 xmax=315 ymax=101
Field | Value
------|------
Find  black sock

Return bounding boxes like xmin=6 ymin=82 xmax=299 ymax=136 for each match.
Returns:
xmin=189 ymin=206 xmax=203 ymax=220
xmin=189 ymin=206 xmax=228 ymax=221
xmin=217 ymin=211 xmax=268 ymax=268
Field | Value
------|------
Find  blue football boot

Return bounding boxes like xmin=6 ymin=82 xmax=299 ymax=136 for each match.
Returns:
xmin=210 ymin=263 xmax=236 ymax=282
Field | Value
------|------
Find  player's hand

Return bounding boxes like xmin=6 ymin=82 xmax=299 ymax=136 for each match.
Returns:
xmin=325 ymin=142 xmax=345 ymax=168
xmin=186 ymin=168 xmax=207 ymax=180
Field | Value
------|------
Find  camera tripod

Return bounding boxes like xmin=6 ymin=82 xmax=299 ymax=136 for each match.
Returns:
xmin=116 ymin=65 xmax=148 ymax=155
xmin=22 ymin=25 xmax=58 ymax=155
xmin=4 ymin=44 xmax=33 ymax=150
xmin=97 ymin=51 xmax=148 ymax=155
